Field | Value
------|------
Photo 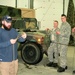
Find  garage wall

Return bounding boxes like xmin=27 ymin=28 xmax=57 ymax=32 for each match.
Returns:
xmin=0 ymin=0 xmax=29 ymax=8
xmin=0 ymin=0 xmax=15 ymax=7
xmin=34 ymin=0 xmax=69 ymax=30
xmin=17 ymin=0 xmax=29 ymax=8
xmin=0 ymin=0 xmax=74 ymax=30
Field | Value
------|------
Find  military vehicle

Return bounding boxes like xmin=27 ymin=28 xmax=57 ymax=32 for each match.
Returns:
xmin=0 ymin=5 xmax=51 ymax=65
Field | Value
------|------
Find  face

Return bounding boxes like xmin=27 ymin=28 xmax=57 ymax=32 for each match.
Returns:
xmin=53 ymin=21 xmax=58 ymax=28
xmin=2 ymin=20 xmax=12 ymax=30
xmin=61 ymin=16 xmax=66 ymax=22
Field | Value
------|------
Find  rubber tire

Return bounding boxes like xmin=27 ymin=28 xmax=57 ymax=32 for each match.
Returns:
xmin=21 ymin=43 xmax=43 ymax=65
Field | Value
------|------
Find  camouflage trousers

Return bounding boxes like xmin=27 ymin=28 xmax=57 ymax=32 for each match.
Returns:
xmin=0 ymin=59 xmax=18 ymax=75
xmin=58 ymin=44 xmax=68 ymax=68
xmin=47 ymin=42 xmax=59 ymax=63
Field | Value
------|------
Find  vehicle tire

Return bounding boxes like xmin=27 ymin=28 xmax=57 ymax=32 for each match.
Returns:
xmin=21 ymin=43 xmax=43 ymax=65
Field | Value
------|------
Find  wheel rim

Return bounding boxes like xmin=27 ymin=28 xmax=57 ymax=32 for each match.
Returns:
xmin=23 ymin=46 xmax=37 ymax=61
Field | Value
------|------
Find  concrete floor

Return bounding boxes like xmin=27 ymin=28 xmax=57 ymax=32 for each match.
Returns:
xmin=0 ymin=46 xmax=75 ymax=75
xmin=17 ymin=46 xmax=75 ymax=75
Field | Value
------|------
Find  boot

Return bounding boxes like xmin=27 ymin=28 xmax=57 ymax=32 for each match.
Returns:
xmin=52 ymin=63 xmax=58 ymax=68
xmin=73 ymin=70 xmax=75 ymax=74
xmin=46 ymin=62 xmax=53 ymax=67
xmin=57 ymin=67 xmax=65 ymax=72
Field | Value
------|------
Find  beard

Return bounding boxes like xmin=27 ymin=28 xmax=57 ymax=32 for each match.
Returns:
xmin=3 ymin=24 xmax=12 ymax=31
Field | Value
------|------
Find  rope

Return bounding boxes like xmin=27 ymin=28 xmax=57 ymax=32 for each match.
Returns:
xmin=15 ymin=33 xmax=32 ymax=69
xmin=51 ymin=41 xmax=68 ymax=46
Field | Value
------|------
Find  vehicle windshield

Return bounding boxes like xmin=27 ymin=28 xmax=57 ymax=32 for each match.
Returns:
xmin=12 ymin=18 xmax=38 ymax=30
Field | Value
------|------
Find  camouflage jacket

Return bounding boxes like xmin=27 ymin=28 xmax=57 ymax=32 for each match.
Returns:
xmin=50 ymin=27 xmax=60 ymax=42
xmin=59 ymin=22 xmax=71 ymax=45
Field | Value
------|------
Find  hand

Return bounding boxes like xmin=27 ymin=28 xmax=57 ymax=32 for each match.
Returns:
xmin=21 ymin=32 xmax=27 ymax=39
xmin=10 ymin=39 xmax=17 ymax=44
xmin=72 ymin=27 xmax=75 ymax=32
xmin=56 ymin=31 xmax=60 ymax=34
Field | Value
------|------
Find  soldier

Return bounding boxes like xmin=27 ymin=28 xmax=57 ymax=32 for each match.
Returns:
xmin=72 ymin=27 xmax=75 ymax=74
xmin=46 ymin=20 xmax=59 ymax=68
xmin=56 ymin=14 xmax=71 ymax=72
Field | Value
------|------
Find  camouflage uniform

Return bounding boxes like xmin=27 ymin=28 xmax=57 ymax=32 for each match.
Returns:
xmin=58 ymin=22 xmax=71 ymax=68
xmin=48 ymin=27 xmax=59 ymax=63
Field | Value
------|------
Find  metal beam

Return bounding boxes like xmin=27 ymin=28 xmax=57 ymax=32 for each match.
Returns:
xmin=63 ymin=0 xmax=65 ymax=14
xmin=15 ymin=0 xmax=17 ymax=8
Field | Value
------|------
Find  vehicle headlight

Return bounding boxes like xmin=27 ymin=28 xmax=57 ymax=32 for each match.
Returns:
xmin=36 ymin=37 xmax=44 ymax=44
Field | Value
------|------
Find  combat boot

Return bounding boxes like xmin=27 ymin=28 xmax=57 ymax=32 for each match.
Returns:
xmin=57 ymin=67 xmax=65 ymax=72
xmin=46 ymin=62 xmax=53 ymax=67
xmin=57 ymin=66 xmax=68 ymax=72
xmin=73 ymin=70 xmax=75 ymax=74
xmin=52 ymin=63 xmax=58 ymax=68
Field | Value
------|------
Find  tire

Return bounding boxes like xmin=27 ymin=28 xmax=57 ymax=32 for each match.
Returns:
xmin=21 ymin=43 xmax=43 ymax=65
